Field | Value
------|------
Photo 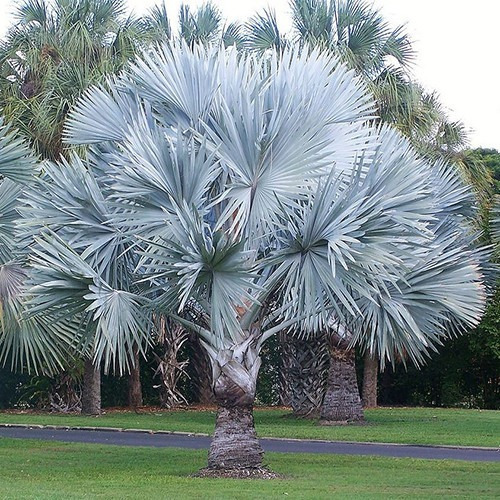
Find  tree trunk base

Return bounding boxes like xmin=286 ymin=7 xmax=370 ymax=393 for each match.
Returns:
xmin=194 ymin=466 xmax=281 ymax=479
xmin=205 ymin=342 xmax=270 ymax=473
xmin=320 ymin=346 xmax=364 ymax=424
xmin=208 ymin=406 xmax=264 ymax=470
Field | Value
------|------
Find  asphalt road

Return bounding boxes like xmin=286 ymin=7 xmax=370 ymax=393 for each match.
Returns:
xmin=1 ymin=427 xmax=498 ymax=462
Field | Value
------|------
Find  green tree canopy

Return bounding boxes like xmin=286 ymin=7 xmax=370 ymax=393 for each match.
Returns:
xmin=0 ymin=0 xmax=147 ymax=159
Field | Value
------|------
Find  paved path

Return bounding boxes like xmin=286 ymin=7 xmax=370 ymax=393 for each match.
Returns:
xmin=1 ymin=426 xmax=498 ymax=462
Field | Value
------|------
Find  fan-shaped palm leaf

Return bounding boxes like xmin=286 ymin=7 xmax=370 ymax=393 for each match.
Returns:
xmin=245 ymin=9 xmax=285 ymax=52
xmin=0 ymin=120 xmax=36 ymax=183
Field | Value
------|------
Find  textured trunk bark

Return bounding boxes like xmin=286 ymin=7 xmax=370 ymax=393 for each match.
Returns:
xmin=286 ymin=333 xmax=329 ymax=417
xmin=81 ymin=359 xmax=101 ymax=415
xmin=320 ymin=342 xmax=364 ymax=423
xmin=362 ymin=352 xmax=378 ymax=408
xmin=206 ymin=342 xmax=263 ymax=470
xmin=197 ymin=368 xmax=216 ymax=404
xmin=208 ymin=405 xmax=263 ymax=469
xmin=128 ymin=345 xmax=143 ymax=408
xmin=48 ymin=371 xmax=81 ymax=413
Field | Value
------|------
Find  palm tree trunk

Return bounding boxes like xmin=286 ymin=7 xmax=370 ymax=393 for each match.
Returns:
xmin=280 ymin=332 xmax=329 ymax=417
xmin=81 ymin=359 xmax=101 ymax=415
xmin=320 ymin=336 xmax=364 ymax=423
xmin=362 ymin=352 xmax=378 ymax=408
xmin=206 ymin=342 xmax=263 ymax=470
xmin=208 ymin=399 xmax=263 ymax=469
xmin=127 ymin=345 xmax=143 ymax=408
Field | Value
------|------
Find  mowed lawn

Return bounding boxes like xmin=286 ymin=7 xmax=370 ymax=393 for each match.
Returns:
xmin=1 ymin=407 xmax=499 ymax=447
xmin=0 ymin=438 xmax=498 ymax=499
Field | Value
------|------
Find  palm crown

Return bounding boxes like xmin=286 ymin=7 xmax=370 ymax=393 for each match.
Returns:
xmin=13 ymin=43 xmax=484 ymax=373
xmin=0 ymin=0 xmax=147 ymax=159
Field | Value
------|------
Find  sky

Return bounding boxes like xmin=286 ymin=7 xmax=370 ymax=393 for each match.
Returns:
xmin=0 ymin=0 xmax=498 ymax=150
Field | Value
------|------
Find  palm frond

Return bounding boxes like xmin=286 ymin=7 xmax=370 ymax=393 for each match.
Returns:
xmin=85 ymin=283 xmax=150 ymax=374
xmin=350 ymin=221 xmax=487 ymax=368
xmin=144 ymin=3 xmax=172 ymax=41
xmin=22 ymin=154 xmax=134 ymax=285
xmin=0 ymin=180 xmax=23 ymax=263
xmin=245 ymin=9 xmax=285 ymax=52
xmin=265 ymin=125 xmax=438 ymax=330
xmin=139 ymin=205 xmax=259 ymax=349
xmin=492 ymin=195 xmax=500 ymax=244
xmin=290 ymin=0 xmax=333 ymax=45
xmin=64 ymin=80 xmax=141 ymax=144
xmin=180 ymin=3 xmax=222 ymax=46
xmin=127 ymin=42 xmax=221 ymax=128
xmin=205 ymin=47 xmax=375 ymax=239
xmin=222 ymin=22 xmax=246 ymax=49
xmin=26 ymin=230 xmax=149 ymax=373
xmin=0 ymin=119 xmax=36 ymax=183
xmin=109 ymin=124 xmax=220 ymax=236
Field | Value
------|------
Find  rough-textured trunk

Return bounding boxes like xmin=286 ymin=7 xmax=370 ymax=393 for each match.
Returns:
xmin=206 ymin=342 xmax=263 ymax=470
xmin=320 ymin=339 xmax=364 ymax=423
xmin=81 ymin=359 xmax=101 ymax=415
xmin=280 ymin=332 xmax=329 ymax=417
xmin=208 ymin=405 xmax=262 ymax=469
xmin=362 ymin=352 xmax=378 ymax=408
xmin=128 ymin=345 xmax=143 ymax=408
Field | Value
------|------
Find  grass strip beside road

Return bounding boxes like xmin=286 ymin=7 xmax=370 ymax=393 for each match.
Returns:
xmin=1 ymin=438 xmax=498 ymax=499
xmin=0 ymin=407 xmax=498 ymax=448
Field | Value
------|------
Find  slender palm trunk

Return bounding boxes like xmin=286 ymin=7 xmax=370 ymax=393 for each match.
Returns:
xmin=128 ymin=345 xmax=143 ymax=408
xmin=81 ymin=359 xmax=101 ymax=415
xmin=206 ymin=342 xmax=263 ymax=470
xmin=362 ymin=352 xmax=378 ymax=408
xmin=320 ymin=336 xmax=364 ymax=423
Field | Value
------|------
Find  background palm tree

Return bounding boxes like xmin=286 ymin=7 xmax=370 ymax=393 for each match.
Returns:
xmin=244 ymin=0 xmax=494 ymax=414
xmin=245 ymin=0 xmax=416 ymax=415
xmin=0 ymin=0 xmax=146 ymax=160
xmin=0 ymin=0 xmax=154 ymax=413
xmin=0 ymin=117 xmax=79 ymax=378
xmin=144 ymin=1 xmax=245 ymax=49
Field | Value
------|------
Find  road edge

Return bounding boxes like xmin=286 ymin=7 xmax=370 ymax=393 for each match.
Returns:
xmin=0 ymin=422 xmax=497 ymax=452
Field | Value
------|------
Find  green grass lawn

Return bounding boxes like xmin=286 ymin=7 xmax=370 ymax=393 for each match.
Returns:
xmin=1 ymin=406 xmax=499 ymax=447
xmin=0 ymin=438 xmax=498 ymax=499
